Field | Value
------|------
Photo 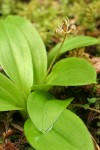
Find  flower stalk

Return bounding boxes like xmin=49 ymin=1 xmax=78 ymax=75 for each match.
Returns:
xmin=47 ymin=17 xmax=76 ymax=74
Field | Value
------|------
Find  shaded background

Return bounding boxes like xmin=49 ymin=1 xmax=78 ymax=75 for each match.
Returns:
xmin=0 ymin=0 xmax=100 ymax=149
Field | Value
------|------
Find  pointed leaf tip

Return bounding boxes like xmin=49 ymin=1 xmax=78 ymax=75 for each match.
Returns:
xmin=47 ymin=57 xmax=96 ymax=86
xmin=27 ymin=91 xmax=73 ymax=132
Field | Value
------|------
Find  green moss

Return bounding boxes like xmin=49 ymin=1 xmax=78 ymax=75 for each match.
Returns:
xmin=0 ymin=0 xmax=99 ymax=48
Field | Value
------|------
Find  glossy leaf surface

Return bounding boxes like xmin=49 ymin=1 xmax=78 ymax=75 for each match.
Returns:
xmin=47 ymin=57 xmax=96 ymax=86
xmin=48 ymin=36 xmax=98 ymax=65
xmin=27 ymin=91 xmax=73 ymax=133
xmin=24 ymin=110 xmax=94 ymax=150
xmin=6 ymin=16 xmax=47 ymax=85
xmin=0 ymin=73 xmax=25 ymax=111
xmin=0 ymin=17 xmax=33 ymax=97
xmin=32 ymin=84 xmax=52 ymax=91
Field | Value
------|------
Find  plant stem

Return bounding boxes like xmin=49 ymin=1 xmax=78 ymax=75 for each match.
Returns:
xmin=47 ymin=33 xmax=67 ymax=74
xmin=72 ymin=104 xmax=100 ymax=113
xmin=19 ymin=109 xmax=28 ymax=120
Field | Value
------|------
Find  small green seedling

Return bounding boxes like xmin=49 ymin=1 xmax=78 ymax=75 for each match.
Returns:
xmin=0 ymin=16 xmax=98 ymax=150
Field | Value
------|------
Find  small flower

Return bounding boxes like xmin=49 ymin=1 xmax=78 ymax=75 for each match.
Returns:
xmin=56 ymin=17 xmax=76 ymax=34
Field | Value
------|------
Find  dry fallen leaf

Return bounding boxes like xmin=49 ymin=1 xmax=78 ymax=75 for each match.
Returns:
xmin=0 ymin=144 xmax=4 ymax=150
xmin=91 ymin=57 xmax=100 ymax=73
xmin=91 ymin=135 xmax=100 ymax=150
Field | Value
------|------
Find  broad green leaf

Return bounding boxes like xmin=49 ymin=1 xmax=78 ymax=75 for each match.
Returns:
xmin=0 ymin=73 xmax=25 ymax=111
xmin=48 ymin=36 xmax=98 ymax=65
xmin=32 ymin=84 xmax=52 ymax=91
xmin=0 ymin=101 xmax=22 ymax=111
xmin=24 ymin=110 xmax=94 ymax=150
xmin=47 ymin=57 xmax=96 ymax=86
xmin=0 ymin=18 xmax=33 ymax=97
xmin=6 ymin=16 xmax=47 ymax=85
xmin=27 ymin=91 xmax=73 ymax=133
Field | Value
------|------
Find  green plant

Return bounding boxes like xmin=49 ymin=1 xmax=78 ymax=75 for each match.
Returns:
xmin=0 ymin=16 xmax=99 ymax=150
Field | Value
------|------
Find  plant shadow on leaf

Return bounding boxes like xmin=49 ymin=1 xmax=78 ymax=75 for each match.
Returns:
xmin=24 ymin=109 xmax=95 ymax=150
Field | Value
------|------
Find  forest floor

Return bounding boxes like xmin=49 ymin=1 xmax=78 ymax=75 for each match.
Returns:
xmin=0 ymin=0 xmax=100 ymax=149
